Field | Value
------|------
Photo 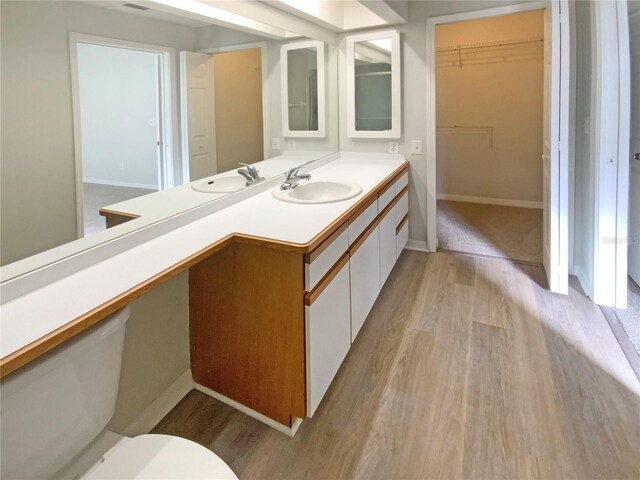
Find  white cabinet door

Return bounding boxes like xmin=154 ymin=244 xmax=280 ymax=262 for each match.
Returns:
xmin=305 ymin=261 xmax=351 ymax=417
xmin=350 ymin=226 xmax=381 ymax=342
xmin=379 ymin=208 xmax=396 ymax=287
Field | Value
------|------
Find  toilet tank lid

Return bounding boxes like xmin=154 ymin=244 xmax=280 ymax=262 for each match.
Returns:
xmin=81 ymin=434 xmax=237 ymax=480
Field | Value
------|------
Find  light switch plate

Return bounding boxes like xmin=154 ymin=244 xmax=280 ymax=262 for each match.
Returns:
xmin=410 ymin=140 xmax=423 ymax=155
xmin=271 ymin=138 xmax=281 ymax=150
xmin=389 ymin=142 xmax=399 ymax=154
xmin=287 ymin=140 xmax=296 ymax=150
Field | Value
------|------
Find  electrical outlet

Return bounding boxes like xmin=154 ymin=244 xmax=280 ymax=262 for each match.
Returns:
xmin=287 ymin=140 xmax=296 ymax=151
xmin=389 ymin=142 xmax=399 ymax=154
xmin=271 ymin=138 xmax=281 ymax=150
xmin=410 ymin=140 xmax=423 ymax=155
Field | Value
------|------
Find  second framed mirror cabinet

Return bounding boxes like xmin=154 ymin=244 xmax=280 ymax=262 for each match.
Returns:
xmin=346 ymin=29 xmax=401 ymax=138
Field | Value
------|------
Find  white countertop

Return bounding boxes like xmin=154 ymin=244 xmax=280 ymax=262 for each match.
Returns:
xmin=1 ymin=153 xmax=406 ymax=360
xmin=102 ymin=152 xmax=326 ymax=220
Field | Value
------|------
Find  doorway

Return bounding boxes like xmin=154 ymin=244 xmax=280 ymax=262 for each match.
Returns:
xmin=434 ymin=10 xmax=545 ymax=264
xmin=426 ymin=1 xmax=570 ymax=294
xmin=70 ymin=34 xmax=176 ymax=237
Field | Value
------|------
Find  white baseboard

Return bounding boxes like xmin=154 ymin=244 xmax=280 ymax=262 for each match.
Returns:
xmin=84 ymin=178 xmax=158 ymax=190
xmin=405 ymin=239 xmax=431 ymax=252
xmin=193 ymin=382 xmax=302 ymax=437
xmin=437 ymin=193 xmax=543 ymax=209
xmin=122 ymin=369 xmax=193 ymax=437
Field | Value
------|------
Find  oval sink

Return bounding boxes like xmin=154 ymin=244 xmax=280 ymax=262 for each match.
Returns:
xmin=191 ymin=176 xmax=246 ymax=194
xmin=272 ymin=180 xmax=363 ymax=204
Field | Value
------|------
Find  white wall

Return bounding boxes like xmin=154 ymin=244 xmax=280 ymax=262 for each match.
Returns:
xmin=435 ymin=11 xmax=544 ymax=204
xmin=0 ymin=0 xmax=197 ymax=266
xmin=338 ymin=0 xmax=539 ymax=247
xmin=78 ymin=44 xmax=160 ymax=190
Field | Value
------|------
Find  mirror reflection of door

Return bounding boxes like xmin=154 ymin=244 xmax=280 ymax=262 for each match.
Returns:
xmin=354 ymin=39 xmax=392 ymax=132
xmin=287 ymin=48 xmax=318 ymax=132
xmin=76 ymin=43 xmax=164 ymax=236
xmin=182 ymin=47 xmax=265 ymax=181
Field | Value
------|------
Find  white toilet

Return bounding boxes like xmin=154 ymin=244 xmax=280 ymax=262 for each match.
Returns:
xmin=0 ymin=307 xmax=238 ymax=480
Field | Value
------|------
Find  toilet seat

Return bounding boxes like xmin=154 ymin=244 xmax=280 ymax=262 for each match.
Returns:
xmin=81 ymin=434 xmax=238 ymax=480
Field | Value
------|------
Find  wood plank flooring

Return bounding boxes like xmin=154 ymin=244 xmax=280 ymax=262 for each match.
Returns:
xmin=153 ymin=251 xmax=640 ymax=479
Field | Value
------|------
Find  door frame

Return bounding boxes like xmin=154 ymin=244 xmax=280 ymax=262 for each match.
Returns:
xmin=629 ymin=5 xmax=640 ymax=287
xmin=69 ymin=33 xmax=178 ymax=238
xmin=424 ymin=1 xmax=570 ymax=294
xmin=590 ymin=0 xmax=630 ymax=307
xmin=199 ymin=41 xmax=270 ymax=167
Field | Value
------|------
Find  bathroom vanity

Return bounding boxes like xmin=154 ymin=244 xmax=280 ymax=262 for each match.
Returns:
xmin=189 ymin=160 xmax=409 ymax=429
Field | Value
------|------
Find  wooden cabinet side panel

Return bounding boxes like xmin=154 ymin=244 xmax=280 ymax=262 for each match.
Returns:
xmin=189 ymin=243 xmax=306 ymax=426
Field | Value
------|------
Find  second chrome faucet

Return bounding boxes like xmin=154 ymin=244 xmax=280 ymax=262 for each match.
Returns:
xmin=280 ymin=160 xmax=315 ymax=190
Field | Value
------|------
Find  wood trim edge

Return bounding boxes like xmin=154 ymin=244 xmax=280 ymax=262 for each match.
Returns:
xmin=349 ymin=217 xmax=380 ymax=256
xmin=305 ymin=221 xmax=348 ymax=264
xmin=396 ymin=214 xmax=409 ymax=235
xmin=378 ymin=188 xmax=404 ymax=221
xmin=304 ymin=253 xmax=349 ymax=306
xmin=99 ymin=208 xmax=140 ymax=220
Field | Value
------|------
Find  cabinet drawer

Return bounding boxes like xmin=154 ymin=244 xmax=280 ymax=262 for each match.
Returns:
xmin=305 ymin=224 xmax=349 ymax=291
xmin=395 ymin=190 xmax=408 ymax=227
xmin=377 ymin=181 xmax=395 ymax=213
xmin=396 ymin=215 xmax=409 ymax=258
xmin=350 ymin=224 xmax=381 ymax=342
xmin=395 ymin=171 xmax=408 ymax=195
xmin=349 ymin=198 xmax=378 ymax=245
xmin=305 ymin=258 xmax=351 ymax=417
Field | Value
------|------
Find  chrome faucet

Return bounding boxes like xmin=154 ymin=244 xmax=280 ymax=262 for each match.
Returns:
xmin=280 ymin=160 xmax=315 ymax=190
xmin=237 ymin=163 xmax=264 ymax=186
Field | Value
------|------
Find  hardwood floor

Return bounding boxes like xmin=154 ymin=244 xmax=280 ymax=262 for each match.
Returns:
xmin=153 ymin=251 xmax=640 ymax=480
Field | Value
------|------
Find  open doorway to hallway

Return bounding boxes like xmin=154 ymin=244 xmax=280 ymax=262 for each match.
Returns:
xmin=73 ymin=38 xmax=174 ymax=237
xmin=434 ymin=10 xmax=544 ymax=264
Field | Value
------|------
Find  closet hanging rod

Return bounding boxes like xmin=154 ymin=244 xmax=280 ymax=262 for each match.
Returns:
xmin=436 ymin=37 xmax=543 ymax=54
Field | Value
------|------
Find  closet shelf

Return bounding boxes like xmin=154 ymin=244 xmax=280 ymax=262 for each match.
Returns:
xmin=436 ymin=36 xmax=543 ymax=54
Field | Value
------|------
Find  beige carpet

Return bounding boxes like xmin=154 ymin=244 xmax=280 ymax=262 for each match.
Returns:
xmin=437 ymin=200 xmax=543 ymax=263
xmin=614 ymin=278 xmax=640 ymax=354
xmin=83 ymin=182 xmax=155 ymax=235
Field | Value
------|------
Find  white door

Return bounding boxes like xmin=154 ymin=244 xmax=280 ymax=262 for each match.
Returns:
xmin=542 ymin=1 xmax=570 ymax=294
xmin=180 ymin=51 xmax=216 ymax=182
xmin=630 ymin=5 xmax=640 ymax=287
xmin=590 ymin=1 xmax=630 ymax=307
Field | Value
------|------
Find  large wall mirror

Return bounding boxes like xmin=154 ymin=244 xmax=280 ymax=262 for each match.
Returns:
xmin=281 ymin=40 xmax=326 ymax=138
xmin=0 ymin=0 xmax=339 ymax=279
xmin=346 ymin=29 xmax=401 ymax=138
